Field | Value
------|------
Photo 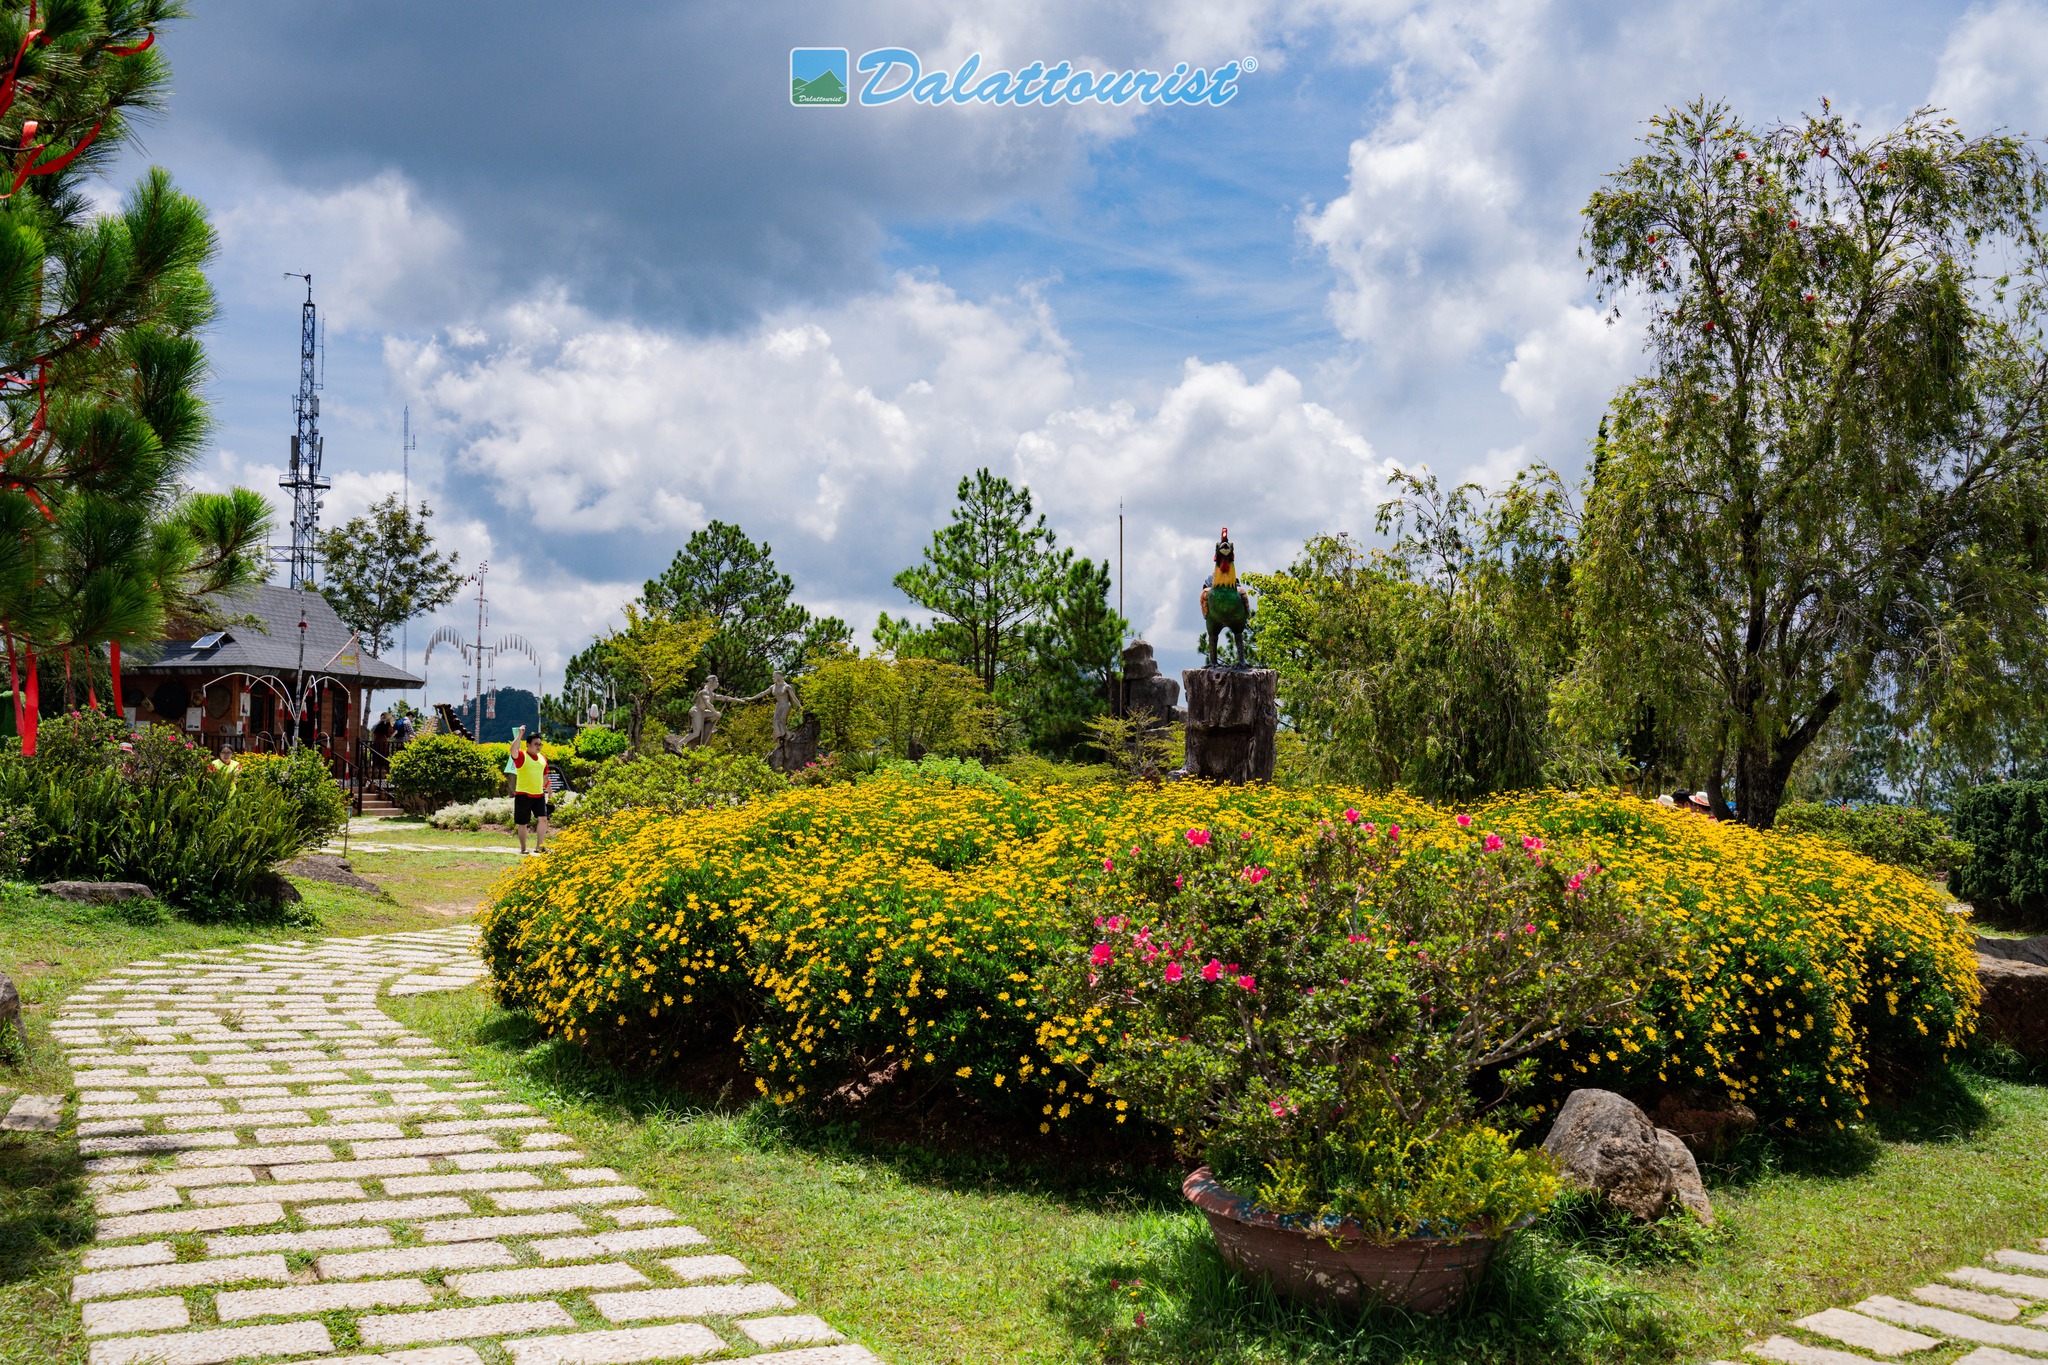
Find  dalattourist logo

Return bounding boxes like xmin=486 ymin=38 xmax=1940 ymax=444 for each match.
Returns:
xmin=791 ymin=48 xmax=850 ymax=105
xmin=791 ymin=49 xmax=1254 ymax=108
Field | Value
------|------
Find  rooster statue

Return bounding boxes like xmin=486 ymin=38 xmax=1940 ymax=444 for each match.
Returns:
xmin=1201 ymin=527 xmax=1252 ymax=668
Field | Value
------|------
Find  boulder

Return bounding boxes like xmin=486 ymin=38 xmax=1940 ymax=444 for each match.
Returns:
xmin=40 ymin=881 xmax=153 ymax=904
xmin=278 ymin=855 xmax=382 ymax=897
xmin=1650 ymin=1088 xmax=1758 ymax=1156
xmin=1542 ymin=1088 xmax=1714 ymax=1225
xmin=1119 ymin=641 xmax=1183 ymax=725
xmin=1976 ymin=933 xmax=2048 ymax=969
xmin=248 ymin=872 xmax=303 ymax=907
xmin=1975 ymin=952 xmax=2048 ymax=1059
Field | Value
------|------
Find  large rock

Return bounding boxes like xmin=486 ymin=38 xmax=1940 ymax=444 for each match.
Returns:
xmin=1543 ymin=1088 xmax=1714 ymax=1225
xmin=1975 ymin=951 xmax=2048 ymax=1059
xmin=1119 ymin=641 xmax=1182 ymax=724
xmin=41 ymin=881 xmax=153 ymax=904
xmin=1181 ymin=667 xmax=1278 ymax=784
xmin=279 ymin=855 xmax=382 ymax=897
xmin=1976 ymin=933 xmax=2048 ymax=969
xmin=248 ymin=872 xmax=303 ymax=907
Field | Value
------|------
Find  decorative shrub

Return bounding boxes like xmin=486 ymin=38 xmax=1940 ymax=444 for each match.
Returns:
xmin=239 ymin=747 xmax=350 ymax=845
xmin=1949 ymin=781 xmax=2048 ymax=918
xmin=429 ymin=792 xmax=581 ymax=830
xmin=876 ymin=755 xmax=1014 ymax=791
xmin=1055 ymin=814 xmax=1650 ymax=1232
xmin=0 ymin=712 xmax=312 ymax=912
xmin=480 ymin=783 xmax=1976 ymax=1131
xmin=1776 ymin=801 xmax=1971 ymax=879
xmin=557 ymin=749 xmax=787 ymax=825
xmin=388 ymin=734 xmax=501 ymax=814
xmin=574 ymin=725 xmax=630 ymax=762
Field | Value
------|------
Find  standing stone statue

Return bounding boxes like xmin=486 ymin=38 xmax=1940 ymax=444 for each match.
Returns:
xmin=748 ymin=670 xmax=802 ymax=742
xmin=0 ymin=970 xmax=25 ymax=1058
xmin=684 ymin=675 xmax=747 ymax=749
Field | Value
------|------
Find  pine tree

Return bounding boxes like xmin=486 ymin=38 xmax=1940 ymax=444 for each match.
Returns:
xmin=0 ymin=2 xmax=264 ymax=751
xmin=640 ymin=520 xmax=847 ymax=694
xmin=888 ymin=470 xmax=1060 ymax=694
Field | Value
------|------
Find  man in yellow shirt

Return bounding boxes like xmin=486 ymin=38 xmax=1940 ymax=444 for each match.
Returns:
xmin=510 ymin=731 xmax=550 ymax=855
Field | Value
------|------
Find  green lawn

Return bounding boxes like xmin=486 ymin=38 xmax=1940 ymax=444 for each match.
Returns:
xmin=6 ymin=828 xmax=2047 ymax=1365
xmin=391 ymin=986 xmax=2048 ymax=1365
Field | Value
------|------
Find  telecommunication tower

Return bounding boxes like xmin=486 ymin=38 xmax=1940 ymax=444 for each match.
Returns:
xmin=280 ymin=272 xmax=329 ymax=589
xmin=401 ymin=406 xmax=417 ymax=670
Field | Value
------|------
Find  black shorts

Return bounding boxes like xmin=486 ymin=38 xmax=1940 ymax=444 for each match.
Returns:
xmin=513 ymin=792 xmax=549 ymax=825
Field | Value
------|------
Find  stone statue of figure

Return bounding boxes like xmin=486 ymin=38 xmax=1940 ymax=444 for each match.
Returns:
xmin=745 ymin=670 xmax=802 ymax=742
xmin=685 ymin=674 xmax=747 ymax=748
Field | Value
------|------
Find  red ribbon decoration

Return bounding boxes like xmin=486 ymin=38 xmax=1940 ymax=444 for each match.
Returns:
xmin=0 ymin=117 xmax=104 ymax=198
xmin=106 ymin=31 xmax=153 ymax=56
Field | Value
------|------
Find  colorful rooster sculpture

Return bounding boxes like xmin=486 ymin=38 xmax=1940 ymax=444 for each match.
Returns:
xmin=1201 ymin=527 xmax=1252 ymax=667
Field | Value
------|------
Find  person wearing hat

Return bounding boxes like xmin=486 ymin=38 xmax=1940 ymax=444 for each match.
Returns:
xmin=1688 ymin=790 xmax=1716 ymax=819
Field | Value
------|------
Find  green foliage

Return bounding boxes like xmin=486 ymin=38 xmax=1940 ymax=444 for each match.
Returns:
xmin=561 ymin=748 xmax=788 ymax=825
xmin=240 ymin=745 xmax=348 ymax=846
xmin=1775 ymin=801 xmax=1971 ymax=878
xmin=1017 ymin=553 xmax=1124 ymax=757
xmin=1252 ymin=523 xmax=1551 ymax=800
xmin=1084 ymin=712 xmax=1179 ymax=782
xmin=802 ymin=652 xmax=1010 ymax=760
xmin=1057 ymin=814 xmax=1654 ymax=1229
xmin=1950 ymin=781 xmax=2048 ymax=917
xmin=574 ymin=725 xmax=629 ymax=762
xmin=387 ymin=733 xmax=500 ymax=814
xmin=1573 ymin=100 xmax=2048 ymax=828
xmin=0 ymin=712 xmax=311 ymax=914
xmin=641 ymin=520 xmax=849 ymax=696
xmin=315 ymin=495 xmax=462 ymax=655
xmin=876 ymin=754 xmax=1014 ymax=791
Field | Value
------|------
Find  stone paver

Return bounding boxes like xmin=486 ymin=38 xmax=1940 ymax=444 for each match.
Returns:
xmin=1916 ymin=1284 xmax=2026 ymax=1320
xmin=1743 ymin=1340 xmax=1884 ymax=1365
xmin=739 ymin=1315 xmax=844 ymax=1346
xmin=500 ymin=1324 xmax=726 ymax=1365
xmin=1857 ymin=1295 xmax=2048 ymax=1352
xmin=1790 ymin=1307 xmax=1942 ymax=1354
xmin=215 ymin=1279 xmax=435 ymax=1319
xmin=448 ymin=1264 xmax=650 ymax=1298
xmin=1951 ymin=1267 xmax=2048 ymax=1299
xmin=592 ymin=1283 xmax=799 ymax=1322
xmin=80 ymin=1295 xmax=192 ymax=1336
xmin=50 ymin=930 xmax=873 ymax=1365
xmin=88 ymin=1319 xmax=334 ymax=1365
xmin=356 ymin=1300 xmax=576 ymax=1346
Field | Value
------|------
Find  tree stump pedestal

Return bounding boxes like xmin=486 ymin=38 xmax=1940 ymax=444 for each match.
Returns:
xmin=770 ymin=715 xmax=821 ymax=773
xmin=1181 ymin=668 xmax=1278 ymax=783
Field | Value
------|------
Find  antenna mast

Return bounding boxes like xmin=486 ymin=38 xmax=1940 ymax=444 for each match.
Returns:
xmin=280 ymin=273 xmax=330 ymax=589
xmin=401 ymin=407 xmax=418 ymax=671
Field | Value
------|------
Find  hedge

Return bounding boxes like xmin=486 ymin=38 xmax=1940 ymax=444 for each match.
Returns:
xmin=1950 ymin=780 xmax=2048 ymax=917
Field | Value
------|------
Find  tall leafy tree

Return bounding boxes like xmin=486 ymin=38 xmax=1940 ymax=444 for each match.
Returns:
xmin=316 ymin=494 xmax=464 ymax=655
xmin=641 ymin=519 xmax=847 ymax=695
xmin=1574 ymin=99 xmax=2048 ymax=827
xmin=887 ymin=469 xmax=1060 ymax=694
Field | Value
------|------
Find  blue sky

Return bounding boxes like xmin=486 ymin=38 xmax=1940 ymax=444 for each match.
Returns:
xmin=100 ymin=0 xmax=2048 ymax=701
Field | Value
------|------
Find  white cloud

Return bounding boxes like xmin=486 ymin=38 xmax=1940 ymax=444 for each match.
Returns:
xmin=1930 ymin=1 xmax=2048 ymax=133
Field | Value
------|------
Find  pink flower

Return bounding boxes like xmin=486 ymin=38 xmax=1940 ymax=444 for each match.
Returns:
xmin=1163 ymin=961 xmax=1183 ymax=983
xmin=1173 ymin=875 xmax=1183 ymax=889
xmin=1346 ymin=933 xmax=1367 ymax=944
xmin=1103 ymin=857 xmax=1115 ymax=872
xmin=1106 ymin=916 xmax=1125 ymax=932
xmin=1523 ymin=922 xmax=1536 ymax=934
xmin=1455 ymin=813 xmax=1472 ymax=828
xmin=1090 ymin=943 xmax=1113 ymax=966
xmin=1342 ymin=808 xmax=1361 ymax=824
xmin=1362 ymin=822 xmax=1376 ymax=834
xmin=1522 ymin=835 xmax=1545 ymax=852
xmin=1186 ymin=828 xmax=1212 ymax=847
xmin=1201 ymin=959 xmax=1222 ymax=982
xmin=1483 ymin=833 xmax=1504 ymax=852
xmin=1387 ymin=824 xmax=1401 ymax=840
xmin=1243 ymin=866 xmax=1270 ymax=885
xmin=1236 ymin=974 xmax=1257 ymax=992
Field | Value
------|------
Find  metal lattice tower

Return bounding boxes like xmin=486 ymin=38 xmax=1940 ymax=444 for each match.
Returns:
xmin=280 ymin=273 xmax=329 ymax=589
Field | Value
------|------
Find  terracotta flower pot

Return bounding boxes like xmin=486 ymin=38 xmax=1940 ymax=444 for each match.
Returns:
xmin=1182 ymin=1166 xmax=1515 ymax=1314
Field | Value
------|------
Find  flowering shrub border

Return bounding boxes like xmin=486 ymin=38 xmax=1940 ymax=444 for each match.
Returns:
xmin=478 ymin=780 xmax=1978 ymax=1133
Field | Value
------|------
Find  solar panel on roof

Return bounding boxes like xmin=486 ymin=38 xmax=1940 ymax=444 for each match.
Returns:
xmin=192 ymin=631 xmax=229 ymax=650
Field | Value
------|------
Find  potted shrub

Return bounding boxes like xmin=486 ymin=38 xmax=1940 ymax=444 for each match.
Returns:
xmin=1056 ymin=812 xmax=1660 ymax=1313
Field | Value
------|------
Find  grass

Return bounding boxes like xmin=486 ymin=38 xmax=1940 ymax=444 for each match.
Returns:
xmin=0 ymin=837 xmax=475 ymax=1365
xmin=388 ymin=984 xmax=2048 ymax=1365
xmin=7 ymin=818 xmax=2048 ymax=1365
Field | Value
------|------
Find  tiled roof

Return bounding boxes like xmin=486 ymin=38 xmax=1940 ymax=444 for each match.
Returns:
xmin=126 ymin=583 xmax=423 ymax=687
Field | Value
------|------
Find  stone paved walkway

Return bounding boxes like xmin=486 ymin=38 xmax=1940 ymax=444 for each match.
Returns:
xmin=55 ymin=928 xmax=879 ymax=1365
xmin=1711 ymin=1248 xmax=2048 ymax=1363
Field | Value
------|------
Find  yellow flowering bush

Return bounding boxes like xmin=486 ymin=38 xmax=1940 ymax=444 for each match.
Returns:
xmin=478 ymin=781 xmax=1977 ymax=1130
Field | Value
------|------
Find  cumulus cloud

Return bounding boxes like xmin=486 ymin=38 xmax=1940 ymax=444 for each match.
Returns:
xmin=1930 ymin=1 xmax=2048 ymax=133
xmin=386 ymin=274 xmax=1382 ymax=673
